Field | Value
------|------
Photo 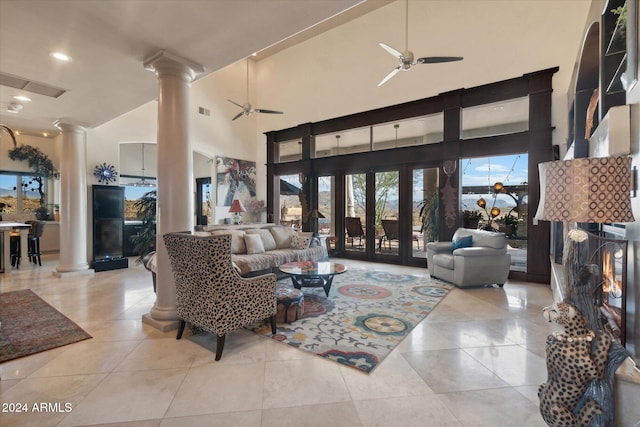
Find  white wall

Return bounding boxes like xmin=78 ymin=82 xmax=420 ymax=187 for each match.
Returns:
xmin=82 ymin=0 xmax=592 ymax=221
xmin=254 ymin=0 xmax=589 ymax=136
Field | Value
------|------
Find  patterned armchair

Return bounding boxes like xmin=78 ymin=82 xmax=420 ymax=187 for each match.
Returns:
xmin=163 ymin=232 xmax=277 ymax=360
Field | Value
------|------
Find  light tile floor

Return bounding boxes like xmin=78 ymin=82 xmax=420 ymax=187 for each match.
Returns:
xmin=0 ymin=255 xmax=558 ymax=426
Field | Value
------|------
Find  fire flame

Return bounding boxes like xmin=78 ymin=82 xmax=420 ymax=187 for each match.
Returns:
xmin=602 ymin=251 xmax=623 ymax=298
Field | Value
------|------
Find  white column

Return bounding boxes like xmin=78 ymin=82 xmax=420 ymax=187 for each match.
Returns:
xmin=142 ymin=51 xmax=203 ymax=329
xmin=54 ymin=123 xmax=93 ymax=277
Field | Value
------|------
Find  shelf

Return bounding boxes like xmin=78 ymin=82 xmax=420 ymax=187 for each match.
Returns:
xmin=607 ymin=53 xmax=628 ymax=93
xmin=606 ymin=20 xmax=627 ymax=56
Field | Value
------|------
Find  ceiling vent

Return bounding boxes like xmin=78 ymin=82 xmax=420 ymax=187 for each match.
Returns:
xmin=0 ymin=72 xmax=67 ymax=98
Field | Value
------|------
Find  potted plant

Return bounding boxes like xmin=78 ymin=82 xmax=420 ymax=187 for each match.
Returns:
xmin=130 ymin=190 xmax=156 ymax=263
xmin=417 ymin=190 xmax=438 ymax=242
xmin=8 ymin=144 xmax=56 ymax=219
xmin=462 ymin=210 xmax=484 ymax=229
xmin=497 ymin=214 xmax=519 ymax=236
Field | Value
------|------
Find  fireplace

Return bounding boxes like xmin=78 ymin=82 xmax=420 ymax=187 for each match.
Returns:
xmin=588 ymin=226 xmax=628 ymax=347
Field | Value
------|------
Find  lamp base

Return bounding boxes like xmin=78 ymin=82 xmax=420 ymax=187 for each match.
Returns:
xmin=232 ymin=212 xmax=242 ymax=225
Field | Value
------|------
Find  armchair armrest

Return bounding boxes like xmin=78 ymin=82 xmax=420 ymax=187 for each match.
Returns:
xmin=426 ymin=241 xmax=454 ymax=254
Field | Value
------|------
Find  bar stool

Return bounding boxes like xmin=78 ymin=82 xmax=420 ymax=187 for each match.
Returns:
xmin=27 ymin=221 xmax=45 ymax=266
xmin=9 ymin=229 xmax=21 ymax=268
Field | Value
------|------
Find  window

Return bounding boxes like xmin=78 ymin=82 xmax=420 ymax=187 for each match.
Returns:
xmin=0 ymin=173 xmax=46 ymax=213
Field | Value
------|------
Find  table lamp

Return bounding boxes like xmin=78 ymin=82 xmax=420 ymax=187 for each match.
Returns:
xmin=534 ymin=154 xmax=635 ymax=425
xmin=229 ymin=199 xmax=246 ymax=224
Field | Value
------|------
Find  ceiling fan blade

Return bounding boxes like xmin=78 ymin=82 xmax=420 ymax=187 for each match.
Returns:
xmin=378 ymin=67 xmax=401 ymax=87
xmin=416 ymin=56 xmax=463 ymax=64
xmin=379 ymin=43 xmax=402 ymax=59
xmin=228 ymin=99 xmax=244 ymax=108
xmin=255 ymin=108 xmax=283 ymax=115
xmin=231 ymin=112 xmax=245 ymax=121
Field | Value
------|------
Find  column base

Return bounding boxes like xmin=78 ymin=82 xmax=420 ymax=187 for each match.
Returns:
xmin=53 ymin=268 xmax=95 ymax=278
xmin=142 ymin=313 xmax=179 ymax=332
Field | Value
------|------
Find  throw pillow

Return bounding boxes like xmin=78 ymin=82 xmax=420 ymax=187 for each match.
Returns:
xmin=245 ymin=229 xmax=277 ymax=251
xmin=270 ymin=226 xmax=296 ymax=249
xmin=210 ymin=230 xmax=246 ymax=254
xmin=452 ymin=235 xmax=473 ymax=250
xmin=291 ymin=232 xmax=312 ymax=249
xmin=244 ymin=234 xmax=265 ymax=254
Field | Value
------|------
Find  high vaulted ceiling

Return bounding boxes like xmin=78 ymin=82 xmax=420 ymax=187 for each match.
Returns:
xmin=0 ymin=0 xmax=390 ymax=137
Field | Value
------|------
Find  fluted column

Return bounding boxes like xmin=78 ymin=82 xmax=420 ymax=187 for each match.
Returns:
xmin=53 ymin=123 xmax=93 ymax=277
xmin=142 ymin=51 xmax=203 ymax=329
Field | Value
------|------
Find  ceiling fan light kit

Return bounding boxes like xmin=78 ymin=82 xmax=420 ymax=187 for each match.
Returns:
xmin=378 ymin=0 xmax=463 ymax=86
xmin=228 ymin=59 xmax=283 ymax=121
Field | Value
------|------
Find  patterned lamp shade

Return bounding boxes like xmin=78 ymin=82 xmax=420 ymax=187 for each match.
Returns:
xmin=535 ymin=155 xmax=635 ymax=223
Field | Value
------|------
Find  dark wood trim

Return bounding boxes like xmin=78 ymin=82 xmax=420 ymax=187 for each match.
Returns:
xmin=266 ymin=68 xmax=558 ymax=284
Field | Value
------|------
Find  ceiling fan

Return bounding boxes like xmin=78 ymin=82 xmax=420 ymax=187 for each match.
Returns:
xmin=378 ymin=0 xmax=463 ymax=86
xmin=228 ymin=59 xmax=283 ymax=121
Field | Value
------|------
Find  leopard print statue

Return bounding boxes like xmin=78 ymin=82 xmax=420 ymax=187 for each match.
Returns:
xmin=538 ymin=301 xmax=611 ymax=427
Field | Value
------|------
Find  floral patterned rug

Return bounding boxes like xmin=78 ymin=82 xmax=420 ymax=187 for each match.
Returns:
xmin=247 ymin=268 xmax=452 ymax=374
xmin=0 ymin=289 xmax=92 ymax=363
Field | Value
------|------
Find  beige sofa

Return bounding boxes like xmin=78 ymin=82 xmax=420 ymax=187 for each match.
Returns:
xmin=205 ymin=224 xmax=326 ymax=276
xmin=426 ymin=228 xmax=511 ymax=288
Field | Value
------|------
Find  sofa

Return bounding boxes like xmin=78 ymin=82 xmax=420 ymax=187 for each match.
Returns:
xmin=204 ymin=223 xmax=326 ymax=276
xmin=426 ymin=228 xmax=511 ymax=288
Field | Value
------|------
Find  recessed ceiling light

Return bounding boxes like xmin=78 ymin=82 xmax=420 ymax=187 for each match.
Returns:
xmin=50 ymin=52 xmax=72 ymax=62
xmin=13 ymin=95 xmax=31 ymax=102
xmin=43 ymin=132 xmax=48 ymax=137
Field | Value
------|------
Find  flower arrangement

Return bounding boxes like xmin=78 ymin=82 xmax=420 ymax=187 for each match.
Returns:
xmin=244 ymin=197 xmax=266 ymax=213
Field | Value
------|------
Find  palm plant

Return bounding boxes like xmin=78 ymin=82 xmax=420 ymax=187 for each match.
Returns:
xmin=418 ymin=190 xmax=439 ymax=242
xmin=131 ymin=190 xmax=156 ymax=263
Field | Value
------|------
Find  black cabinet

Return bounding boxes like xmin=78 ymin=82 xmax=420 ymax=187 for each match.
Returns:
xmin=92 ymin=185 xmax=128 ymax=272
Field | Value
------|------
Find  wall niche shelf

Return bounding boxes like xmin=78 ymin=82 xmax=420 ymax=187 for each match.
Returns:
xmin=601 ymin=0 xmax=628 ymax=114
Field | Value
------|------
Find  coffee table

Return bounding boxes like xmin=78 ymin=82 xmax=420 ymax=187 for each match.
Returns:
xmin=278 ymin=261 xmax=347 ymax=297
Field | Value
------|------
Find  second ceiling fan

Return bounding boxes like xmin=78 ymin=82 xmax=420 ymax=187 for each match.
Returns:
xmin=228 ymin=59 xmax=283 ymax=121
xmin=378 ymin=0 xmax=463 ymax=86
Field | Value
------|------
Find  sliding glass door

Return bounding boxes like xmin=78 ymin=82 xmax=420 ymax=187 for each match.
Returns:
xmin=412 ymin=167 xmax=439 ymax=262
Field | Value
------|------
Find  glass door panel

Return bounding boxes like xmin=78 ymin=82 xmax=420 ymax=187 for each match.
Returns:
xmin=374 ymin=170 xmax=399 ymax=256
xmin=460 ymin=154 xmax=528 ymax=272
xmin=279 ymin=174 xmax=303 ymax=228
xmin=412 ymin=168 xmax=439 ymax=260
xmin=345 ymin=173 xmax=366 ymax=253
xmin=317 ymin=176 xmax=334 ymax=236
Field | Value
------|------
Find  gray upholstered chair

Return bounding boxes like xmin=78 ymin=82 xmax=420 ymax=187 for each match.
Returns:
xmin=163 ymin=232 xmax=277 ymax=360
xmin=426 ymin=228 xmax=511 ymax=288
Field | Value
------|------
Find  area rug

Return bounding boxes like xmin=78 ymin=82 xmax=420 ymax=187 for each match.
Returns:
xmin=0 ymin=289 xmax=92 ymax=363
xmin=248 ymin=269 xmax=453 ymax=374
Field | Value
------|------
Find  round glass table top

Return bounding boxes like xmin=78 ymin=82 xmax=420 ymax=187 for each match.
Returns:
xmin=278 ymin=261 xmax=347 ymax=276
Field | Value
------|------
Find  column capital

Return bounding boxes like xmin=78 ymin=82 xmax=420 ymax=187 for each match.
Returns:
xmin=143 ymin=50 xmax=204 ymax=83
xmin=55 ymin=122 xmax=86 ymax=135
